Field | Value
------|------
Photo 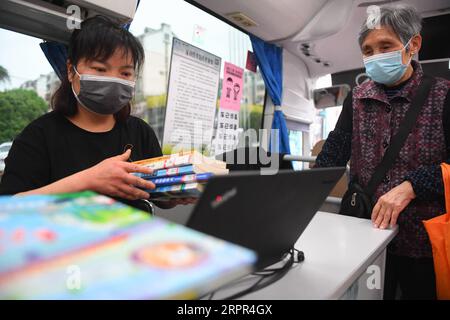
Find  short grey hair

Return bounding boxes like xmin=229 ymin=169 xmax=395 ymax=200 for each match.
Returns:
xmin=358 ymin=4 xmax=422 ymax=51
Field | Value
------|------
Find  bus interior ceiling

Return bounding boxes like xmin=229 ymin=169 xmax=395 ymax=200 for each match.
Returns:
xmin=189 ymin=0 xmax=450 ymax=79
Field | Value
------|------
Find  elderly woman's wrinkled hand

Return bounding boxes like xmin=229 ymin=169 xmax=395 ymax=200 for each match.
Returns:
xmin=371 ymin=181 xmax=416 ymax=229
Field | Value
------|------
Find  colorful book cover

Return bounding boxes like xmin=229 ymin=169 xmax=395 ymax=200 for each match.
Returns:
xmin=133 ymin=165 xmax=196 ymax=179
xmin=148 ymin=182 xmax=204 ymax=194
xmin=0 ymin=192 xmax=256 ymax=299
xmin=132 ymin=151 xmax=226 ymax=171
xmin=148 ymin=173 xmax=212 ymax=187
xmin=0 ymin=192 xmax=149 ymax=275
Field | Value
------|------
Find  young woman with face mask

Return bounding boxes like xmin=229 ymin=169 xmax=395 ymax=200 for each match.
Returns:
xmin=0 ymin=16 xmax=193 ymax=210
xmin=314 ymin=5 xmax=450 ymax=299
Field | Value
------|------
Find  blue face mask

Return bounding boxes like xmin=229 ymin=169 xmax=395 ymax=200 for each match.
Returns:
xmin=363 ymin=38 xmax=413 ymax=85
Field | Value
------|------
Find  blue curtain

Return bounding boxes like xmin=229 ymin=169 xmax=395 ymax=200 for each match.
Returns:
xmin=41 ymin=0 xmax=141 ymax=81
xmin=123 ymin=0 xmax=140 ymax=30
xmin=250 ymin=35 xmax=290 ymax=154
xmin=40 ymin=42 xmax=68 ymax=81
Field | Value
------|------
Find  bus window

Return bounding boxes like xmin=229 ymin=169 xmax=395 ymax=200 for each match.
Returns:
xmin=0 ymin=29 xmax=55 ymax=158
xmin=311 ymin=74 xmax=343 ymax=148
xmin=129 ymin=0 xmax=266 ymax=149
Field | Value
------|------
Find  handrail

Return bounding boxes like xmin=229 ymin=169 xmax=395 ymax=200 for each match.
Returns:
xmin=283 ymin=155 xmax=317 ymax=163
xmin=325 ymin=196 xmax=342 ymax=205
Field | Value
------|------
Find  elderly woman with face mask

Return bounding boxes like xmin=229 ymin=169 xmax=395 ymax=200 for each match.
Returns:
xmin=315 ymin=4 xmax=450 ymax=299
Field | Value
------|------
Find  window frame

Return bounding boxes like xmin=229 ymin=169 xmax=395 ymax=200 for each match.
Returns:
xmin=183 ymin=0 xmax=267 ymax=133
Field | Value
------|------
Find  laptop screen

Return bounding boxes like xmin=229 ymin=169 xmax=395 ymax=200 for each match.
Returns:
xmin=186 ymin=168 xmax=345 ymax=268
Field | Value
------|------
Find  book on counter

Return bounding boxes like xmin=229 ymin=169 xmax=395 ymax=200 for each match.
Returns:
xmin=132 ymin=151 xmax=228 ymax=201
xmin=0 ymin=192 xmax=256 ymax=299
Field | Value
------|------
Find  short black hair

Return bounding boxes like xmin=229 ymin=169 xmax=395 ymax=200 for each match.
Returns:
xmin=52 ymin=15 xmax=145 ymax=122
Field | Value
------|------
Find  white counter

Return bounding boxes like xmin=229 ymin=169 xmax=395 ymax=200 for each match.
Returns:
xmin=211 ymin=211 xmax=398 ymax=300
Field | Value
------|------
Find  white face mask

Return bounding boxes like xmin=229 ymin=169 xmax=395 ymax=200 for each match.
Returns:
xmin=71 ymin=67 xmax=135 ymax=115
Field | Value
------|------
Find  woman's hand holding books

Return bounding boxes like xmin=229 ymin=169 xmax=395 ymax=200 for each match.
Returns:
xmin=82 ymin=149 xmax=156 ymax=200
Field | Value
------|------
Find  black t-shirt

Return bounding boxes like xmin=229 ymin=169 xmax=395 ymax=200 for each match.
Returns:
xmin=0 ymin=111 xmax=162 ymax=208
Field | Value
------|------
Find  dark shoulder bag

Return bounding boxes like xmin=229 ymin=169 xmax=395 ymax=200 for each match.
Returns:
xmin=339 ymin=75 xmax=435 ymax=219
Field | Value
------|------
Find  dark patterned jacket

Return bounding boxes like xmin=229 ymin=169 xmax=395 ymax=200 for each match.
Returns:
xmin=316 ymin=61 xmax=450 ymax=258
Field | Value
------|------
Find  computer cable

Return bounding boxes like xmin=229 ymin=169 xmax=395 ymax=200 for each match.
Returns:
xmin=199 ymin=248 xmax=304 ymax=300
xmin=221 ymin=253 xmax=294 ymax=300
xmin=220 ymin=248 xmax=304 ymax=300
xmin=253 ymin=248 xmax=304 ymax=276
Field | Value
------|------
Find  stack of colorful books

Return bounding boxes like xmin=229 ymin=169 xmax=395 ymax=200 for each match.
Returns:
xmin=132 ymin=151 xmax=229 ymax=201
xmin=0 ymin=192 xmax=256 ymax=299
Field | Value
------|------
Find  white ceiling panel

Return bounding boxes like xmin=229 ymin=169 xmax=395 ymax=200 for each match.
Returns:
xmin=190 ymin=0 xmax=328 ymax=41
xmin=286 ymin=0 xmax=450 ymax=78
xmin=189 ymin=0 xmax=450 ymax=77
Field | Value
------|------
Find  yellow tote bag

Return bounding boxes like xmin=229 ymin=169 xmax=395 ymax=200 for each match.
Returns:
xmin=423 ymin=163 xmax=450 ymax=300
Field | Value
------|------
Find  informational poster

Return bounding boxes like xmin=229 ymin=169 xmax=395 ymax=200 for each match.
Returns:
xmin=219 ymin=62 xmax=244 ymax=111
xmin=214 ymin=62 xmax=244 ymax=155
xmin=214 ymin=109 xmax=240 ymax=155
xmin=162 ymin=38 xmax=221 ymax=154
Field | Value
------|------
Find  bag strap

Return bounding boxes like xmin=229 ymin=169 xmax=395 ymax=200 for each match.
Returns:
xmin=441 ymin=163 xmax=450 ymax=217
xmin=364 ymin=75 xmax=435 ymax=195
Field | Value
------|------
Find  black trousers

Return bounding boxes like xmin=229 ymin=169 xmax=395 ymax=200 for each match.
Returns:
xmin=384 ymin=252 xmax=436 ymax=300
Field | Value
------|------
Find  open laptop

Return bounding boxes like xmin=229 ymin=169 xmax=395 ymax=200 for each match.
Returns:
xmin=186 ymin=167 xmax=346 ymax=268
